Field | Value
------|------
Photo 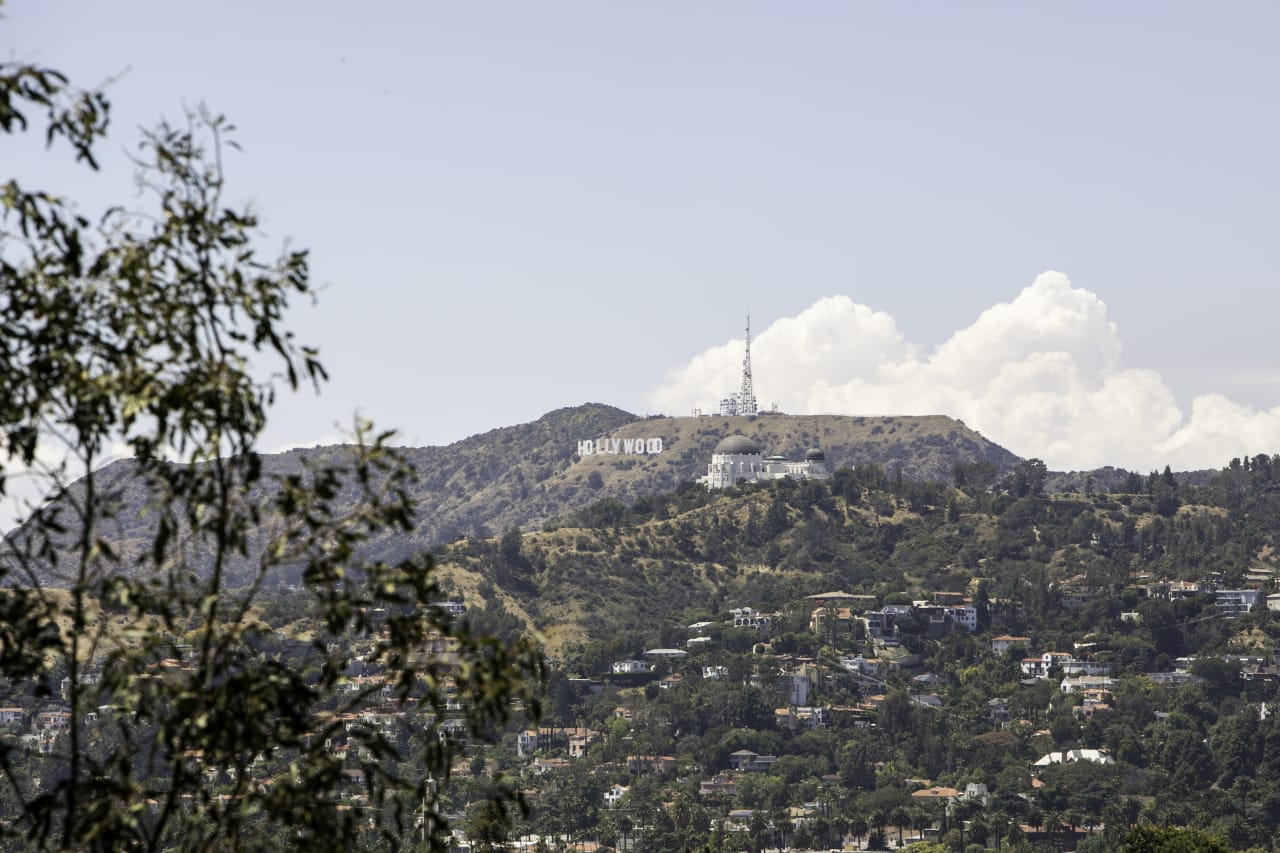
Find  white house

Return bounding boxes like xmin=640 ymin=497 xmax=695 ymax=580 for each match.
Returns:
xmin=991 ymin=636 xmax=1031 ymax=655
xmin=1034 ymin=748 xmax=1114 ymax=766
xmin=731 ymin=607 xmax=774 ymax=632
xmin=1060 ymin=675 xmax=1118 ymax=694
xmin=612 ymin=659 xmax=651 ymax=675
xmin=1020 ymin=652 xmax=1073 ymax=679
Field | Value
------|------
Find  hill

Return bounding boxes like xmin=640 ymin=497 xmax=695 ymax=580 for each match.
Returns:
xmin=430 ymin=451 xmax=1279 ymax=662
xmin=10 ymin=405 xmax=1024 ymax=588
xmin=388 ymin=405 xmax=1019 ymax=544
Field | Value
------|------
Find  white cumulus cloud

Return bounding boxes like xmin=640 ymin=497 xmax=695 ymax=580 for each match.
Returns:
xmin=648 ymin=271 xmax=1279 ymax=472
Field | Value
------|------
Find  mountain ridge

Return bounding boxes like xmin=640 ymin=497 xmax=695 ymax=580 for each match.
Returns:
xmin=10 ymin=402 xmax=1156 ymax=588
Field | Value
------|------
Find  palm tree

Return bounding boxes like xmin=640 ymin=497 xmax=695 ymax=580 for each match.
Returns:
xmin=1043 ymin=809 xmax=1063 ymax=843
xmin=847 ymin=815 xmax=867 ymax=849
xmin=871 ymin=807 xmax=889 ymax=839
xmin=748 ymin=810 xmax=769 ymax=853
xmin=984 ymin=811 xmax=1010 ymax=851
xmin=910 ymin=805 xmax=933 ymax=843
xmin=773 ymin=810 xmax=793 ymax=851
xmin=890 ymin=806 xmax=910 ymax=847
xmin=596 ymin=813 xmax=618 ymax=852
xmin=618 ymin=814 xmax=633 ymax=851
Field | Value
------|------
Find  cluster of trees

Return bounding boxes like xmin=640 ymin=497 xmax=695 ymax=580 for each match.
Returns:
xmin=423 ymin=446 xmax=1280 ymax=851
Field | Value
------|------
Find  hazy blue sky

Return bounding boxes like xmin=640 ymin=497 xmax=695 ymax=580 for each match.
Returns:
xmin=7 ymin=2 xmax=1280 ymax=472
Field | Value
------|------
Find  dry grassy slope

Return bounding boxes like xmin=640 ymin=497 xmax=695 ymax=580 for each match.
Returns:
xmin=561 ymin=411 xmax=1017 ymax=506
xmin=433 ymin=485 xmax=938 ymax=659
xmin=363 ymin=407 xmax=1018 ymax=550
xmin=16 ymin=404 xmax=1021 ymax=587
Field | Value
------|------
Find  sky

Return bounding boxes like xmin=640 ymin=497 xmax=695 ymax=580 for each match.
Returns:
xmin=6 ymin=2 xmax=1280 ymax=476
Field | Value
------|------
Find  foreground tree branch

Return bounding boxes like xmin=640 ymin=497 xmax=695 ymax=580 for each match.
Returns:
xmin=0 ymin=55 xmax=542 ymax=853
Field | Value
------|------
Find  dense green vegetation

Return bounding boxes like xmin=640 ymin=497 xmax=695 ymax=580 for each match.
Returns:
xmin=430 ymin=453 xmax=1280 ymax=851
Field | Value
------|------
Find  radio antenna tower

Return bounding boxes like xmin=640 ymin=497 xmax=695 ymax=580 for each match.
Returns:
xmin=739 ymin=313 xmax=758 ymax=417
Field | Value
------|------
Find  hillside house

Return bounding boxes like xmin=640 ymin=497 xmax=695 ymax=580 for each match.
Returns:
xmin=1060 ymin=588 xmax=1103 ymax=609
xmin=699 ymin=773 xmax=738 ymax=799
xmin=611 ymin=659 xmax=651 ymax=675
xmin=777 ymin=668 xmax=814 ymax=706
xmin=1216 ymin=589 xmax=1262 ymax=618
xmin=804 ymin=591 xmax=878 ymax=610
xmin=568 ymin=731 xmax=601 ymax=759
xmin=1021 ymin=652 xmax=1073 ymax=679
xmin=809 ymin=606 xmax=854 ymax=636
xmin=775 ymin=706 xmax=828 ymax=730
xmin=627 ymin=755 xmax=676 ymax=776
xmin=1146 ymin=671 xmax=1204 ymax=687
xmin=1072 ymin=698 xmax=1112 ymax=720
xmin=36 ymin=708 xmax=72 ymax=731
xmin=731 ymin=607 xmax=774 ymax=632
xmin=643 ymin=648 xmax=688 ymax=662
xmin=1061 ymin=675 xmax=1117 ymax=694
xmin=1034 ymin=748 xmax=1114 ymax=766
xmin=1162 ymin=580 xmax=1206 ymax=600
xmin=861 ymin=609 xmax=900 ymax=641
xmin=991 ymin=635 xmax=1031 ymax=655
xmin=841 ymin=655 xmax=886 ymax=678
xmin=1061 ymin=659 xmax=1114 ymax=677
xmin=532 ymin=757 xmax=570 ymax=775
xmin=728 ymin=750 xmax=779 ymax=773
xmin=913 ymin=602 xmax=978 ymax=634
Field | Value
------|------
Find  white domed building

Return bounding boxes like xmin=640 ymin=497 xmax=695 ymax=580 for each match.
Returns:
xmin=700 ymin=435 xmax=832 ymax=489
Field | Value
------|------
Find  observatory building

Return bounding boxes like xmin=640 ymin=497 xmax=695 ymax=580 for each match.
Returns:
xmin=700 ymin=435 xmax=831 ymax=489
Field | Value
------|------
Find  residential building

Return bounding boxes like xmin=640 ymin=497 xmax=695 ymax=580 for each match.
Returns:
xmin=1061 ymin=675 xmax=1118 ymax=694
xmin=991 ymin=636 xmax=1031 ymax=655
xmin=731 ymin=608 xmax=773 ymax=632
xmin=611 ymin=659 xmax=651 ymax=675
xmin=626 ymin=755 xmax=676 ymax=776
xmin=1034 ymin=748 xmax=1114 ymax=766
xmin=1216 ymin=589 xmax=1262 ymax=619
xmin=728 ymin=750 xmax=779 ymax=773
xmin=1021 ymin=652 xmax=1073 ymax=679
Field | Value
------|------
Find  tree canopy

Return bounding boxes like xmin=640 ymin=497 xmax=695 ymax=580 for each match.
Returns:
xmin=1 ymin=46 xmax=541 ymax=852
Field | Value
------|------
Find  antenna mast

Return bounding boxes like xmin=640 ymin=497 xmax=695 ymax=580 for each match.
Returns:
xmin=740 ymin=313 xmax=758 ymax=417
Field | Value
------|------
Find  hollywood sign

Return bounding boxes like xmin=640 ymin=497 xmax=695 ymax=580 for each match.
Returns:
xmin=577 ymin=437 xmax=664 ymax=456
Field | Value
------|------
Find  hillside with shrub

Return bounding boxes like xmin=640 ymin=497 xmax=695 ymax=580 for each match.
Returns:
xmin=422 ymin=453 xmax=1280 ymax=851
